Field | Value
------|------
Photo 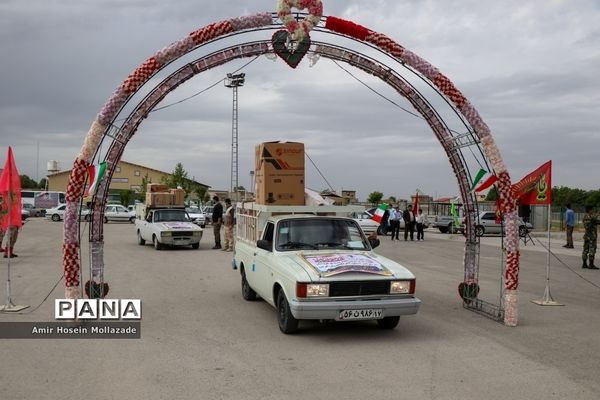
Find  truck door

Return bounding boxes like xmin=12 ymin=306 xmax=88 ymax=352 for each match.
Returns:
xmin=253 ymin=221 xmax=276 ymax=303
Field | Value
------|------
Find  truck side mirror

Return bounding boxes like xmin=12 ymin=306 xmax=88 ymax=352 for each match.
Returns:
xmin=257 ymin=239 xmax=272 ymax=252
xmin=369 ymin=238 xmax=380 ymax=249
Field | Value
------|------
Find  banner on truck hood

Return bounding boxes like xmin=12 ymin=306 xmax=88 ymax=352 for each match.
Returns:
xmin=302 ymin=254 xmax=393 ymax=277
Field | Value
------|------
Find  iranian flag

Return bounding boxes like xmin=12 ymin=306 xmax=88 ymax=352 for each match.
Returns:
xmin=371 ymin=203 xmax=388 ymax=223
xmin=86 ymin=161 xmax=107 ymax=196
xmin=470 ymin=168 xmax=498 ymax=193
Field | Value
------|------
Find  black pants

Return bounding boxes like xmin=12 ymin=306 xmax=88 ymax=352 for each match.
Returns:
xmin=404 ymin=221 xmax=415 ymax=240
xmin=416 ymin=223 xmax=424 ymax=240
xmin=378 ymin=220 xmax=389 ymax=235
xmin=390 ymin=220 xmax=400 ymax=240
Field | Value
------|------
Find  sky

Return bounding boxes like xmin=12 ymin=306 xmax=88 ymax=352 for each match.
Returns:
xmin=1 ymin=0 xmax=599 ymax=201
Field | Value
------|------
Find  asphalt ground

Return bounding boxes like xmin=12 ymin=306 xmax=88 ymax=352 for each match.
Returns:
xmin=1 ymin=219 xmax=599 ymax=400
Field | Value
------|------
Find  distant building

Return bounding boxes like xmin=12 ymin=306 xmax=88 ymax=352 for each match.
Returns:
xmin=341 ymin=190 xmax=357 ymax=204
xmin=47 ymin=160 xmax=209 ymax=199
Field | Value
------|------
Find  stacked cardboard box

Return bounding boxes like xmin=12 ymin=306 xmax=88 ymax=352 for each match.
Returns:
xmin=255 ymin=141 xmax=305 ymax=205
xmin=145 ymin=184 xmax=186 ymax=207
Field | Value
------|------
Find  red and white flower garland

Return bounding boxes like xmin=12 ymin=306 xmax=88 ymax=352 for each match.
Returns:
xmin=277 ymin=0 xmax=323 ymax=41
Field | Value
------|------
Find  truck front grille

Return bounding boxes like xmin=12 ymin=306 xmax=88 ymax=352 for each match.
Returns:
xmin=329 ymin=281 xmax=390 ymax=297
xmin=172 ymin=231 xmax=192 ymax=237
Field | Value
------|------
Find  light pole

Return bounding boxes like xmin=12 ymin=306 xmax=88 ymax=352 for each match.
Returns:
xmin=249 ymin=170 xmax=255 ymax=199
xmin=225 ymin=72 xmax=245 ymax=201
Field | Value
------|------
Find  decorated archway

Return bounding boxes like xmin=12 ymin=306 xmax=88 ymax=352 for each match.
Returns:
xmin=63 ymin=2 xmax=520 ymax=325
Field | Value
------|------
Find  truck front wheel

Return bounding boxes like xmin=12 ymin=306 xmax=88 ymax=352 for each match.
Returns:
xmin=377 ymin=316 xmax=400 ymax=329
xmin=137 ymin=231 xmax=145 ymax=245
xmin=241 ymin=268 xmax=257 ymax=301
xmin=191 ymin=243 xmax=200 ymax=249
xmin=277 ymin=289 xmax=298 ymax=334
xmin=153 ymin=235 xmax=162 ymax=250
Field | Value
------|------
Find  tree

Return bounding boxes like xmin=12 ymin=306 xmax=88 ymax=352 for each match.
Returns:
xmin=388 ymin=196 xmax=397 ymax=203
xmin=140 ymin=173 xmax=152 ymax=201
xmin=194 ymin=186 xmax=209 ymax=206
xmin=38 ymin=178 xmax=48 ymax=189
xmin=162 ymin=162 xmax=190 ymax=198
xmin=20 ymin=174 xmax=38 ymax=189
xmin=119 ymin=190 xmax=134 ymax=206
xmin=485 ymin=187 xmax=499 ymax=201
xmin=367 ymin=191 xmax=384 ymax=206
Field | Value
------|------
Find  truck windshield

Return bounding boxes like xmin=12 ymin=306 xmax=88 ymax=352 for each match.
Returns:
xmin=276 ymin=219 xmax=369 ymax=251
xmin=154 ymin=210 xmax=189 ymax=222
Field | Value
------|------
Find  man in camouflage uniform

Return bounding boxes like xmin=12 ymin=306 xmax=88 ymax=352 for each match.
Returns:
xmin=582 ymin=205 xmax=600 ymax=269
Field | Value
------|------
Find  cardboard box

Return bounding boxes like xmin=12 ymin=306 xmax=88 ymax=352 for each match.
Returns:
xmin=170 ymin=189 xmax=185 ymax=206
xmin=147 ymin=183 xmax=168 ymax=193
xmin=145 ymin=192 xmax=172 ymax=207
xmin=255 ymin=141 xmax=305 ymax=205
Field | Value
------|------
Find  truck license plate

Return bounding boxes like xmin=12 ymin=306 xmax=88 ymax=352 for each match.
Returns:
xmin=337 ymin=309 xmax=383 ymax=321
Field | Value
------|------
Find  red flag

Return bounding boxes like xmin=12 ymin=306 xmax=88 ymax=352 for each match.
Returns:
xmin=512 ymin=161 xmax=552 ymax=205
xmin=413 ymin=191 xmax=419 ymax=216
xmin=0 ymin=147 xmax=23 ymax=229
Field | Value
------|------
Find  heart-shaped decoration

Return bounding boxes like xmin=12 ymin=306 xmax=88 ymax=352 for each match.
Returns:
xmin=272 ymin=30 xmax=311 ymax=69
xmin=458 ymin=282 xmax=479 ymax=304
xmin=84 ymin=280 xmax=110 ymax=299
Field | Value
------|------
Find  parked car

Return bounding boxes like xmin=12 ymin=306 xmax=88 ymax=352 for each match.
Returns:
xmin=349 ymin=211 xmax=380 ymax=234
xmin=474 ymin=211 xmax=533 ymax=237
xmin=185 ymin=207 xmax=206 ymax=228
xmin=22 ymin=203 xmax=43 ymax=217
xmin=46 ymin=204 xmax=91 ymax=222
xmin=104 ymin=204 xmax=136 ymax=223
xmin=21 ymin=208 xmax=30 ymax=220
xmin=202 ymin=206 xmax=214 ymax=223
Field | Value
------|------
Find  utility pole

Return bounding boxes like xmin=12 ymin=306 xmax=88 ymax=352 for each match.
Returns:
xmin=225 ymin=73 xmax=245 ymax=201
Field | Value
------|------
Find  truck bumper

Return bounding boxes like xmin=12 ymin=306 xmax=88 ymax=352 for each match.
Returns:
xmin=161 ymin=236 xmax=201 ymax=246
xmin=289 ymin=297 xmax=421 ymax=320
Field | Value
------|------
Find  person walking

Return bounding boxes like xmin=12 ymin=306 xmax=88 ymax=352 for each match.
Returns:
xmin=416 ymin=208 xmax=425 ymax=241
xmin=222 ymin=198 xmax=234 ymax=252
xmin=581 ymin=205 xmax=600 ymax=269
xmin=403 ymin=204 xmax=416 ymax=241
xmin=389 ymin=205 xmax=401 ymax=241
xmin=211 ymin=196 xmax=223 ymax=249
xmin=563 ymin=204 xmax=575 ymax=248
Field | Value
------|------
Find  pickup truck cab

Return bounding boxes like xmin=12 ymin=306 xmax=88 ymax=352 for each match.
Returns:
xmin=234 ymin=203 xmax=421 ymax=334
xmin=135 ymin=205 xmax=203 ymax=250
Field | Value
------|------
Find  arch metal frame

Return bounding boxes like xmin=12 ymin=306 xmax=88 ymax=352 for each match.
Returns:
xmin=62 ymin=12 xmax=520 ymax=325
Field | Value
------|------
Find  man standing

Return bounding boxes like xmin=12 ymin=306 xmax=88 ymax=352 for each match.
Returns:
xmin=222 ymin=198 xmax=234 ymax=252
xmin=378 ymin=204 xmax=390 ymax=236
xmin=581 ymin=205 xmax=600 ymax=269
xmin=416 ymin=208 xmax=426 ymax=241
xmin=211 ymin=196 xmax=223 ymax=249
xmin=389 ymin=205 xmax=401 ymax=241
xmin=563 ymin=204 xmax=575 ymax=248
xmin=403 ymin=204 xmax=416 ymax=241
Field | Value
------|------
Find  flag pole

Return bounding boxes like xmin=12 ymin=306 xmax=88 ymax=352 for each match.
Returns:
xmin=532 ymin=204 xmax=562 ymax=306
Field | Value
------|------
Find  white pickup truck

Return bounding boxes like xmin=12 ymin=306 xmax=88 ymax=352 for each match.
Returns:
xmin=233 ymin=203 xmax=421 ymax=334
xmin=135 ymin=205 xmax=203 ymax=250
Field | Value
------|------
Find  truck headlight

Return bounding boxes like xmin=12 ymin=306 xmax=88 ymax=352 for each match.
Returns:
xmin=296 ymin=283 xmax=329 ymax=298
xmin=390 ymin=280 xmax=415 ymax=294
xmin=192 ymin=231 xmax=201 ymax=236
xmin=161 ymin=231 xmax=172 ymax=237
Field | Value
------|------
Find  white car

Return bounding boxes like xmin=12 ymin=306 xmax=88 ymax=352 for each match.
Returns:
xmin=349 ymin=211 xmax=380 ymax=234
xmin=185 ymin=207 xmax=206 ymax=228
xmin=46 ymin=204 xmax=91 ymax=222
xmin=104 ymin=204 xmax=136 ymax=223
xmin=234 ymin=204 xmax=421 ymax=334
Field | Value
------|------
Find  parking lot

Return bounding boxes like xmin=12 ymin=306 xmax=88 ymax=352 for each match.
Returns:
xmin=1 ymin=218 xmax=599 ymax=400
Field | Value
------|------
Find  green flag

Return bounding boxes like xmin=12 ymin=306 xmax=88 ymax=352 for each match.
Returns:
xmin=469 ymin=168 xmax=487 ymax=192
